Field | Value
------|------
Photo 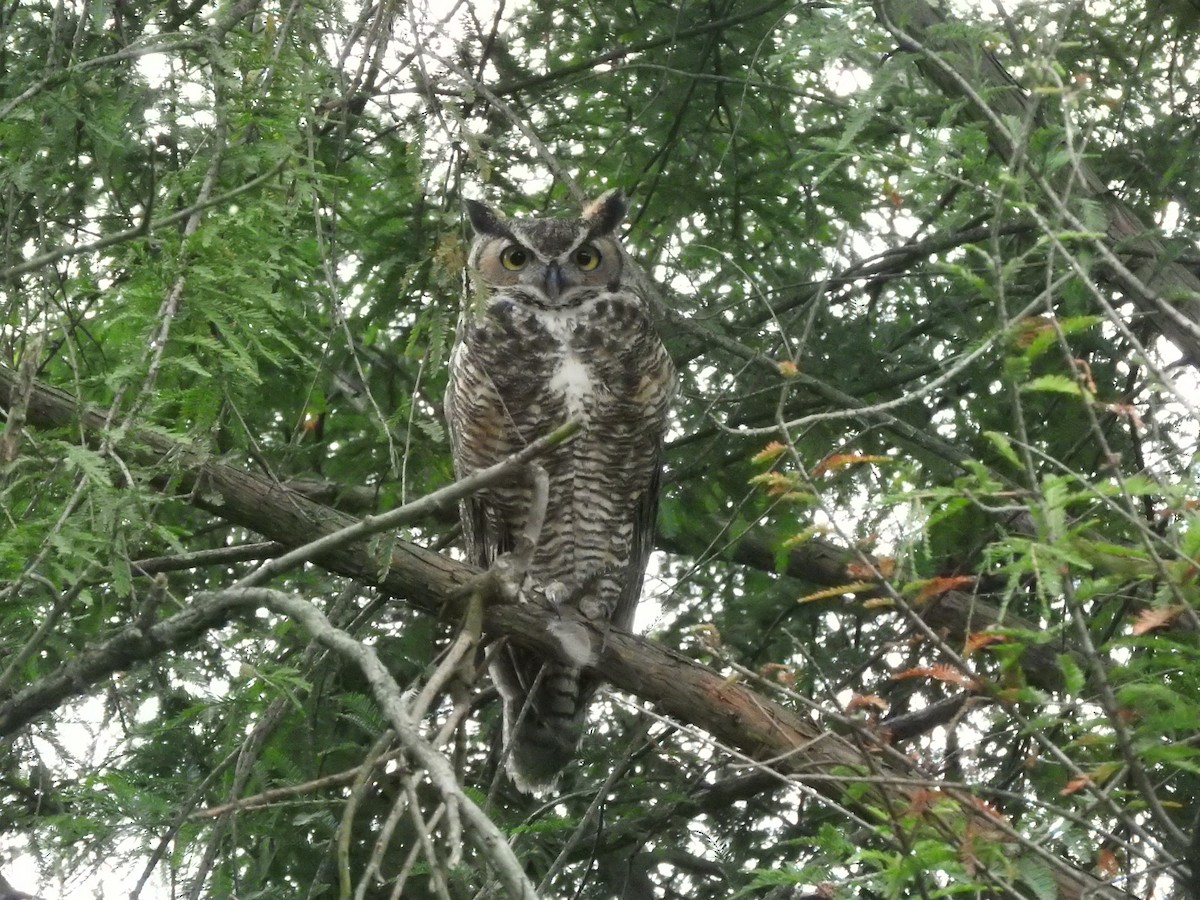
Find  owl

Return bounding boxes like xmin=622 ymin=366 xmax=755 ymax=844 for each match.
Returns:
xmin=444 ymin=190 xmax=676 ymax=791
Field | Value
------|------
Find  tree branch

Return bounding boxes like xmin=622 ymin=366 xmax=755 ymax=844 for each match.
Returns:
xmin=0 ymin=591 xmax=252 ymax=733
xmin=218 ymin=587 xmax=539 ymax=900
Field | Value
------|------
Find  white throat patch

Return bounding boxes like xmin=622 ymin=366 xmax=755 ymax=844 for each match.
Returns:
xmin=548 ymin=355 xmax=592 ymax=420
xmin=536 ymin=297 xmax=609 ymax=422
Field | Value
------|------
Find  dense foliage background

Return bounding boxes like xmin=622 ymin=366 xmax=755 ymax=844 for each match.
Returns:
xmin=2 ymin=0 xmax=1200 ymax=897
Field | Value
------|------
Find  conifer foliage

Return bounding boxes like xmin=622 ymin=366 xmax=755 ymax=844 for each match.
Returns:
xmin=2 ymin=1 xmax=1199 ymax=897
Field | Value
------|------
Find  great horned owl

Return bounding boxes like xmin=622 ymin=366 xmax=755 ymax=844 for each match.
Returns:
xmin=444 ymin=191 xmax=675 ymax=791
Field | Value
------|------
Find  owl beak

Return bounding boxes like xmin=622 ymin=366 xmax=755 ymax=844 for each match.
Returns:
xmin=542 ymin=262 xmax=566 ymax=299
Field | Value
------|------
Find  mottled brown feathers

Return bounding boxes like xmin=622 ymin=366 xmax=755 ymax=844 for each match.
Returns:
xmin=445 ymin=192 xmax=675 ymax=791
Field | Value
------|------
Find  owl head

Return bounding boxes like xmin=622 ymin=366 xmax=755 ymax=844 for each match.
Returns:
xmin=465 ymin=191 xmax=629 ymax=308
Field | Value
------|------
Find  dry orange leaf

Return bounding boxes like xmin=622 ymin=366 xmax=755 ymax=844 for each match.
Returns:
xmin=1116 ymin=706 xmax=1140 ymax=725
xmin=964 ymin=631 xmax=1009 ymax=655
xmin=1099 ymin=401 xmax=1144 ymax=428
xmin=1131 ymin=604 xmax=1186 ymax=635
xmin=760 ymin=662 xmax=795 ymax=687
xmin=1063 ymin=761 xmax=1121 ymax=795
xmin=810 ymin=453 xmax=890 ymax=476
xmin=892 ymin=664 xmax=979 ymax=690
xmin=1074 ymin=357 xmax=1098 ymax=394
xmin=1097 ymin=847 xmax=1119 ymax=879
xmin=845 ymin=561 xmax=875 ymax=579
xmin=903 ymin=787 xmax=943 ymax=818
xmin=798 ymin=582 xmax=875 ymax=603
xmin=1012 ymin=315 xmax=1055 ymax=347
xmin=914 ymin=575 xmax=975 ymax=602
xmin=846 ymin=557 xmax=895 ymax=579
xmin=846 ymin=693 xmax=888 ymax=714
xmin=750 ymin=441 xmax=787 ymax=465
xmin=748 ymin=471 xmax=798 ymax=496
xmin=1060 ymin=775 xmax=1091 ymax=796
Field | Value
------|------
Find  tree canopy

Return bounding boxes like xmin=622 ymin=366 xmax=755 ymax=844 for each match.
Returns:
xmin=2 ymin=0 xmax=1200 ymax=897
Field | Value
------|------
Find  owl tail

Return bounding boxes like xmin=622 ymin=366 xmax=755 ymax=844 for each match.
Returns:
xmin=490 ymin=646 xmax=588 ymax=792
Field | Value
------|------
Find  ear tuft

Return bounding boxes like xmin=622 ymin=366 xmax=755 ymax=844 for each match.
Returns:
xmin=465 ymin=199 xmax=505 ymax=235
xmin=582 ymin=189 xmax=627 ymax=235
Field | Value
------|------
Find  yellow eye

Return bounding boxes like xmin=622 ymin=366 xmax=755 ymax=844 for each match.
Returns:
xmin=574 ymin=245 xmax=601 ymax=271
xmin=500 ymin=245 xmax=529 ymax=270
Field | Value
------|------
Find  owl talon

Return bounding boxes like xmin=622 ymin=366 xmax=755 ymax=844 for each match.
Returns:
xmin=460 ymin=551 xmax=527 ymax=606
xmin=557 ymin=565 xmax=624 ymax=622
xmin=544 ymin=581 xmax=571 ymax=606
xmin=596 ymin=618 xmax=614 ymax=655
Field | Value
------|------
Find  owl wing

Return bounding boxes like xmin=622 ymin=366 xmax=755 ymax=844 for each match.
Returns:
xmin=611 ymin=446 xmax=663 ymax=632
xmin=609 ymin=300 xmax=676 ymax=632
xmin=444 ymin=337 xmax=515 ymax=570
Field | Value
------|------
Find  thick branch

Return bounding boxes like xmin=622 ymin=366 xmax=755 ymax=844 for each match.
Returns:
xmin=0 ymin=592 xmax=251 ymax=733
xmin=0 ymin=870 xmax=42 ymax=900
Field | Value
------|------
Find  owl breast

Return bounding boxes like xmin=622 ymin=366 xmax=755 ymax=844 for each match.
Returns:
xmin=463 ymin=291 xmax=668 ymax=437
xmin=547 ymin=356 xmax=593 ymax=420
xmin=448 ymin=286 xmax=675 ymax=618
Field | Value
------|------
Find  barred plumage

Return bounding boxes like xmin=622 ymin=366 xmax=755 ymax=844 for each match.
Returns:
xmin=445 ymin=191 xmax=675 ymax=791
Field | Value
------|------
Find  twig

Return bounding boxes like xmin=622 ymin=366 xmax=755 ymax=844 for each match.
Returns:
xmin=192 ymin=747 xmax=402 ymax=819
xmin=0 ymin=335 xmax=42 ymax=467
xmin=236 ymin=423 xmax=576 ymax=589
xmin=203 ymin=587 xmax=540 ymax=900
xmin=338 ymin=730 xmax=396 ymax=898
xmin=0 ymin=160 xmax=291 ymax=281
